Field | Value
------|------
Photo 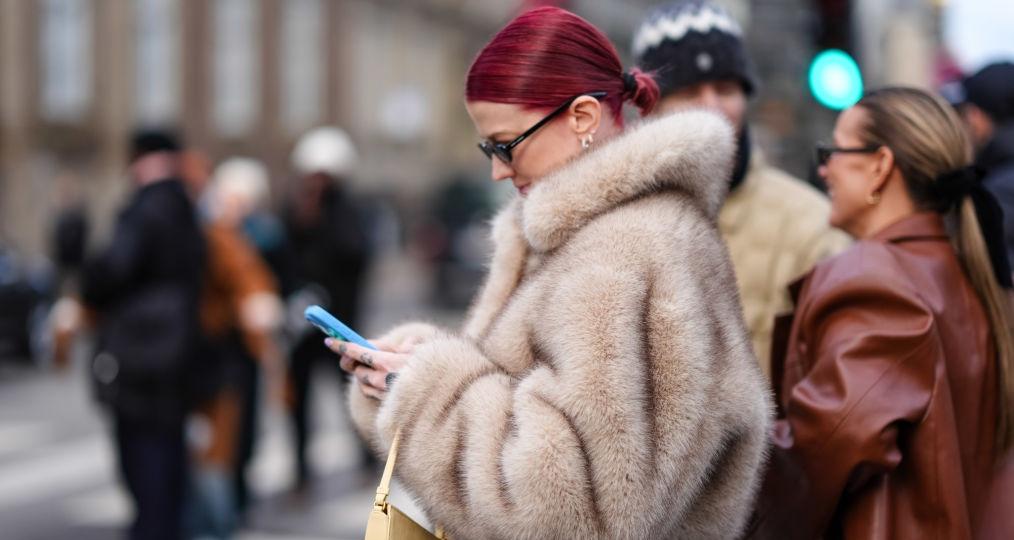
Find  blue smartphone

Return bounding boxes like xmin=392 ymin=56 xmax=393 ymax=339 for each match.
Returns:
xmin=304 ymin=305 xmax=377 ymax=350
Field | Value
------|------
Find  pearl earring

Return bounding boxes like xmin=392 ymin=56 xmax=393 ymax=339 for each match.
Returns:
xmin=581 ymin=134 xmax=594 ymax=150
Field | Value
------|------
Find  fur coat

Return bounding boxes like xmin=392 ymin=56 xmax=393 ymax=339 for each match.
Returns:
xmin=349 ymin=110 xmax=772 ymax=539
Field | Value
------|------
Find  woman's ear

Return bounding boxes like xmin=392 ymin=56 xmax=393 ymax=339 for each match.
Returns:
xmin=568 ymin=96 xmax=602 ymax=137
xmin=869 ymin=145 xmax=895 ymax=194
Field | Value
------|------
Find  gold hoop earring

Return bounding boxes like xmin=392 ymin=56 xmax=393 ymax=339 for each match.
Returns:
xmin=866 ymin=191 xmax=881 ymax=205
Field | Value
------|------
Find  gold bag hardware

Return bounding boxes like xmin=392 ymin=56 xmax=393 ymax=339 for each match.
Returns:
xmin=364 ymin=430 xmax=446 ymax=540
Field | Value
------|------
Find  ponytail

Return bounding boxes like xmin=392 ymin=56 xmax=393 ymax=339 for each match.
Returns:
xmin=857 ymin=86 xmax=1014 ymax=455
xmin=622 ymin=68 xmax=660 ymax=116
xmin=954 ymin=198 xmax=1014 ymax=451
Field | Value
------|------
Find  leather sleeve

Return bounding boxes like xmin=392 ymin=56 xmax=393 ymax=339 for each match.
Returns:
xmin=751 ymin=272 xmax=940 ymax=539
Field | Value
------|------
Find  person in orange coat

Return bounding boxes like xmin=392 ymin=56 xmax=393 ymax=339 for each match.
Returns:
xmin=182 ymin=151 xmax=285 ymax=537
xmin=749 ymin=87 xmax=1014 ymax=539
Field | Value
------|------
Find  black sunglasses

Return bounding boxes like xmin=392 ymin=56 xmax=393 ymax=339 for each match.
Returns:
xmin=815 ymin=142 xmax=881 ymax=166
xmin=478 ymin=91 xmax=608 ymax=164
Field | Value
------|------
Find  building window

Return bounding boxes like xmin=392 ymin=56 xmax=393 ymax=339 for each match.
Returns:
xmin=40 ymin=0 xmax=93 ymax=122
xmin=135 ymin=0 xmax=180 ymax=124
xmin=281 ymin=0 xmax=324 ymax=135
xmin=212 ymin=0 xmax=260 ymax=137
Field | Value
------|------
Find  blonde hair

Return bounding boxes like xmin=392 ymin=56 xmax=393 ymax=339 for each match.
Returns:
xmin=857 ymin=87 xmax=1014 ymax=454
xmin=211 ymin=157 xmax=271 ymax=214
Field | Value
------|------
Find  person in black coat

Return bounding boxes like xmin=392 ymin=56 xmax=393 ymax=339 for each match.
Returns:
xmin=284 ymin=126 xmax=374 ymax=488
xmin=78 ymin=129 xmax=205 ymax=540
xmin=953 ymin=61 xmax=1014 ymax=268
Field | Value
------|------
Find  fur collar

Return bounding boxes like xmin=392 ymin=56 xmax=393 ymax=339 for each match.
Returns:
xmin=519 ymin=109 xmax=735 ymax=252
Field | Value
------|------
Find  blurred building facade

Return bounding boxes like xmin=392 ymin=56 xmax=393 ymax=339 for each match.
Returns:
xmin=0 ymin=0 xmax=506 ymax=257
xmin=0 ymin=0 xmax=666 ymax=258
xmin=0 ymin=0 xmax=950 ymax=258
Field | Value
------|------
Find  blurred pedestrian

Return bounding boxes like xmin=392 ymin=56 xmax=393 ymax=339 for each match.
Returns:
xmin=632 ymin=0 xmax=850 ymax=376
xmin=51 ymin=174 xmax=89 ymax=282
xmin=284 ymin=126 xmax=374 ymax=489
xmin=184 ymin=153 xmax=285 ymax=537
xmin=77 ymin=129 xmax=205 ymax=540
xmin=749 ymin=87 xmax=1014 ymax=539
xmin=422 ymin=173 xmax=495 ymax=308
xmin=48 ymin=175 xmax=90 ymax=371
xmin=952 ymin=61 xmax=1014 ymax=270
xmin=222 ymin=159 xmax=292 ymax=291
xmin=330 ymin=7 xmax=771 ymax=538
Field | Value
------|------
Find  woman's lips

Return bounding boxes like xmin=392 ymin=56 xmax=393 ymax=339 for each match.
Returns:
xmin=516 ymin=184 xmax=530 ymax=195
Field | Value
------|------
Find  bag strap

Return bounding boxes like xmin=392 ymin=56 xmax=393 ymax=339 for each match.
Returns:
xmin=373 ymin=429 xmax=448 ymax=538
xmin=374 ymin=429 xmax=400 ymax=507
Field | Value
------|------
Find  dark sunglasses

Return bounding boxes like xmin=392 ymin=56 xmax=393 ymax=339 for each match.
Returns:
xmin=477 ymin=91 xmax=608 ymax=164
xmin=815 ymin=142 xmax=881 ymax=166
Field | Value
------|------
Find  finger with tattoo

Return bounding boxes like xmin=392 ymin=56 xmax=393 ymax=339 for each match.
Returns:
xmin=385 ymin=373 xmax=398 ymax=390
xmin=361 ymin=352 xmax=373 ymax=367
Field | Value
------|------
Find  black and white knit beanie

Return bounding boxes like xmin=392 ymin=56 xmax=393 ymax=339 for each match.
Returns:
xmin=632 ymin=1 xmax=757 ymax=97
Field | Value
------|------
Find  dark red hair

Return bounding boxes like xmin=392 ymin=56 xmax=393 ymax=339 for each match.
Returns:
xmin=466 ymin=7 xmax=658 ymax=125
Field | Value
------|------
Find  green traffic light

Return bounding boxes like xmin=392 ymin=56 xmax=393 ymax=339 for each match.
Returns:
xmin=808 ymin=49 xmax=864 ymax=110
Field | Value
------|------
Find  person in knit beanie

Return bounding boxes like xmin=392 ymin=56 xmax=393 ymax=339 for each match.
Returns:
xmin=633 ymin=0 xmax=851 ymax=375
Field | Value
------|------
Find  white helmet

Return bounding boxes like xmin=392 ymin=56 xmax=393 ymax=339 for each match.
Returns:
xmin=290 ymin=126 xmax=357 ymax=179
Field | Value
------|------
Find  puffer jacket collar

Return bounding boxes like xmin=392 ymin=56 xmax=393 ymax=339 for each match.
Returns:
xmin=518 ymin=109 xmax=736 ymax=253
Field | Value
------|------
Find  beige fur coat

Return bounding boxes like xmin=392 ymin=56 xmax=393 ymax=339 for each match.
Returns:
xmin=349 ymin=110 xmax=772 ymax=539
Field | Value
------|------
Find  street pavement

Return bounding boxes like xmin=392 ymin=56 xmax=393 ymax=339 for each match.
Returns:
xmin=0 ymin=251 xmax=469 ymax=539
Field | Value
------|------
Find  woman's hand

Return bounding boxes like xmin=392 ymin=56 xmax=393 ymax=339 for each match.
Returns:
xmin=327 ymin=338 xmax=410 ymax=400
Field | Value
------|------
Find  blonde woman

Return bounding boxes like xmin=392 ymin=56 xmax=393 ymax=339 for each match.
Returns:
xmin=751 ymin=87 xmax=1014 ymax=539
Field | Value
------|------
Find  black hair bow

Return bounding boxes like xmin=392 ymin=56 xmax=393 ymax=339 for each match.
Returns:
xmin=622 ymin=72 xmax=638 ymax=94
xmin=936 ymin=166 xmax=1012 ymax=289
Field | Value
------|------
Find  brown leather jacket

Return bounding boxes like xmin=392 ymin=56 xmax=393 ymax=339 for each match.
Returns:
xmin=749 ymin=212 xmax=1013 ymax=539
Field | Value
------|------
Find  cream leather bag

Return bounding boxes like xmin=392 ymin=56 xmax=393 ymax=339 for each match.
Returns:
xmin=364 ymin=431 xmax=446 ymax=540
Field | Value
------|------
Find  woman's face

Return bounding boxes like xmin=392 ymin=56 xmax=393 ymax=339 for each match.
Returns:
xmin=820 ymin=106 xmax=881 ymax=237
xmin=654 ymin=80 xmax=747 ymax=136
xmin=465 ymin=100 xmax=587 ymax=197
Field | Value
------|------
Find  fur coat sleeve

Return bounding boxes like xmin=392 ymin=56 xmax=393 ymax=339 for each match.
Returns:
xmin=348 ymin=320 xmax=442 ymax=449
xmin=350 ymin=110 xmax=772 ymax=539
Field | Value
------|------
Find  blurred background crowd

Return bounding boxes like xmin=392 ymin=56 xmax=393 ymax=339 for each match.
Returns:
xmin=0 ymin=0 xmax=1012 ymax=539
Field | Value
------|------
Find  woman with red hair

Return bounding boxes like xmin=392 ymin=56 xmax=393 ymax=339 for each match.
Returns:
xmin=333 ymin=7 xmax=771 ymax=538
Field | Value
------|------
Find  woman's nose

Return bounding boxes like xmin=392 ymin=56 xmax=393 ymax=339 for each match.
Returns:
xmin=491 ymin=156 xmax=514 ymax=182
xmin=817 ymin=164 xmax=829 ymax=180
xmin=698 ymin=87 xmax=720 ymax=110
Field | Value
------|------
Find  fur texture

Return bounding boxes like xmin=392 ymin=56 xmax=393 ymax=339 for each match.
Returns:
xmin=349 ymin=110 xmax=772 ymax=539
